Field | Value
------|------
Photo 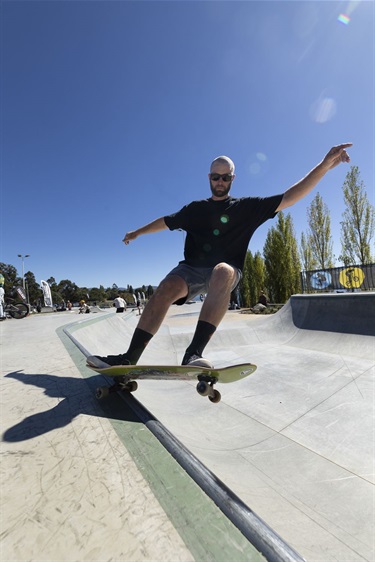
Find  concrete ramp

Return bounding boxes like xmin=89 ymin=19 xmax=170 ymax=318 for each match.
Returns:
xmin=71 ymin=294 xmax=375 ymax=562
xmin=289 ymin=292 xmax=375 ymax=336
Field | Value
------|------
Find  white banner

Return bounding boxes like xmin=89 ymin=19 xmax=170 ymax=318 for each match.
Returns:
xmin=41 ymin=280 xmax=53 ymax=307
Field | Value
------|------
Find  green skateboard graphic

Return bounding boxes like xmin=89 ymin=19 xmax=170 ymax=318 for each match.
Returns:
xmin=86 ymin=360 xmax=257 ymax=404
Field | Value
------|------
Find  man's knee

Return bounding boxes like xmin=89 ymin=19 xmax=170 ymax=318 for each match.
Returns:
xmin=211 ymin=263 xmax=237 ymax=286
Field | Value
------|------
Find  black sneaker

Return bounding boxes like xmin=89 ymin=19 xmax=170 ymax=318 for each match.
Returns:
xmin=181 ymin=353 xmax=213 ymax=369
xmin=86 ymin=354 xmax=131 ymax=368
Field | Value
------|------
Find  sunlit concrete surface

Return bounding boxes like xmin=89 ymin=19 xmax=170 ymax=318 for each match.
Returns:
xmin=0 ymin=309 xmax=265 ymax=562
xmin=1 ymin=293 xmax=374 ymax=561
xmin=67 ymin=293 xmax=375 ymax=562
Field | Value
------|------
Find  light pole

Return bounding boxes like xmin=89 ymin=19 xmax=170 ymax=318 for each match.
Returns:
xmin=17 ymin=254 xmax=30 ymax=291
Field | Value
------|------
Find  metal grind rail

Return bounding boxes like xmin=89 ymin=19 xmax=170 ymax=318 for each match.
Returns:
xmin=119 ymin=390 xmax=306 ymax=562
xmin=63 ymin=323 xmax=305 ymax=562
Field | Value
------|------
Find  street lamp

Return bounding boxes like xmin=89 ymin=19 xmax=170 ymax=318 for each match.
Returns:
xmin=17 ymin=254 xmax=30 ymax=290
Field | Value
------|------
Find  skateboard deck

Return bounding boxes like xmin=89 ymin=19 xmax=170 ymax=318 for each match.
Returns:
xmin=86 ymin=361 xmax=257 ymax=403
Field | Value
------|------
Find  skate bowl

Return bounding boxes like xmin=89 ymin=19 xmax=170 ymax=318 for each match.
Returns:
xmin=289 ymin=292 xmax=375 ymax=336
xmin=67 ymin=292 xmax=375 ymax=562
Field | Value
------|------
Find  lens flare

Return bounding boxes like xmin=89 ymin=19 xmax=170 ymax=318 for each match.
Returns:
xmin=310 ymin=95 xmax=337 ymax=124
xmin=338 ymin=13 xmax=350 ymax=25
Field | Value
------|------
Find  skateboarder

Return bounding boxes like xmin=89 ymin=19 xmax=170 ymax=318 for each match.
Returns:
xmin=92 ymin=143 xmax=352 ymax=368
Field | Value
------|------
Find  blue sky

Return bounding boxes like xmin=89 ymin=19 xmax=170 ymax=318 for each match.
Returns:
xmin=2 ymin=0 xmax=373 ymax=289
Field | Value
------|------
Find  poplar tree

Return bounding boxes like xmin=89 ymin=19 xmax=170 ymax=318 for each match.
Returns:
xmin=239 ymin=251 xmax=266 ymax=307
xmin=339 ymin=166 xmax=375 ymax=265
xmin=239 ymin=251 xmax=252 ymax=308
xmin=263 ymin=212 xmax=301 ymax=303
xmin=306 ymin=192 xmax=335 ymax=269
xmin=253 ymin=251 xmax=266 ymax=301
xmin=300 ymin=232 xmax=318 ymax=272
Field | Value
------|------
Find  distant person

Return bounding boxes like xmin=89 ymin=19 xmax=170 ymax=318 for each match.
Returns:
xmin=136 ymin=299 xmax=142 ymax=315
xmin=67 ymin=300 xmax=72 ymax=311
xmin=0 ymin=274 xmax=5 ymax=319
xmin=251 ymin=291 xmax=269 ymax=313
xmin=258 ymin=291 xmax=268 ymax=306
xmin=88 ymin=143 xmax=352 ymax=369
xmin=113 ymin=295 xmax=126 ymax=313
xmin=79 ymin=300 xmax=90 ymax=314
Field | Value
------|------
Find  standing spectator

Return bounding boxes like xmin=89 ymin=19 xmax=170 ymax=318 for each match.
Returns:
xmin=113 ymin=295 xmax=126 ymax=313
xmin=0 ymin=274 xmax=5 ymax=319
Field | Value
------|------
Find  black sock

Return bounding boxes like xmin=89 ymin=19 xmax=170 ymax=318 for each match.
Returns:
xmin=126 ymin=328 xmax=153 ymax=364
xmin=185 ymin=320 xmax=216 ymax=358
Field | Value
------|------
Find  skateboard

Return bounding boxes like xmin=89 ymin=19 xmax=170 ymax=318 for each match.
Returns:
xmin=86 ymin=361 xmax=257 ymax=404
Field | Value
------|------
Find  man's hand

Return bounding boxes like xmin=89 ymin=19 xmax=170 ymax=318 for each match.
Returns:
xmin=277 ymin=142 xmax=353 ymax=211
xmin=122 ymin=218 xmax=168 ymax=245
xmin=123 ymin=231 xmax=137 ymax=245
xmin=321 ymin=143 xmax=352 ymax=170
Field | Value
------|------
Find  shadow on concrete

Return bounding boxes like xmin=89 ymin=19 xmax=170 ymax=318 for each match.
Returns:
xmin=3 ymin=370 xmax=141 ymax=442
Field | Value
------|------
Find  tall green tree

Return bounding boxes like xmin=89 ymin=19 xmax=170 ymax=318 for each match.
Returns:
xmin=239 ymin=251 xmax=266 ymax=308
xmin=24 ymin=271 xmax=42 ymax=304
xmin=300 ymin=232 xmax=318 ymax=272
xmin=263 ymin=212 xmax=301 ymax=303
xmin=339 ymin=166 xmax=375 ymax=265
xmin=306 ymin=192 xmax=335 ymax=269
xmin=239 ymin=251 xmax=253 ymax=308
xmin=47 ymin=277 xmax=58 ymax=291
xmin=0 ymin=263 xmax=19 ymax=296
xmin=90 ymin=285 xmax=107 ymax=303
xmin=57 ymin=279 xmax=81 ymax=303
xmin=252 ymin=251 xmax=266 ymax=304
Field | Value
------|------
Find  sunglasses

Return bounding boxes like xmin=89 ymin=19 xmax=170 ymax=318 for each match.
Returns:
xmin=210 ymin=173 xmax=233 ymax=182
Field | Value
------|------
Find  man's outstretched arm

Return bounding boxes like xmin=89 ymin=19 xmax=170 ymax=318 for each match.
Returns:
xmin=277 ymin=143 xmax=352 ymax=212
xmin=122 ymin=217 xmax=168 ymax=245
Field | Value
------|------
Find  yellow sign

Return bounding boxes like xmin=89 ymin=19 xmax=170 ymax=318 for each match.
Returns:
xmin=339 ymin=267 xmax=365 ymax=289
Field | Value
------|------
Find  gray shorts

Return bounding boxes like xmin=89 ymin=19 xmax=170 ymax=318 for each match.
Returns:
xmin=165 ymin=263 xmax=242 ymax=306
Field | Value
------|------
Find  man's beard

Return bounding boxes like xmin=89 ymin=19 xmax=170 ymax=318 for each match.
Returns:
xmin=210 ymin=180 xmax=232 ymax=198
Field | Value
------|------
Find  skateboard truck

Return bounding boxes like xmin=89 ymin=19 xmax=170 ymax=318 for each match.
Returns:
xmin=196 ymin=374 xmax=221 ymax=403
xmin=96 ymin=377 xmax=138 ymax=400
xmin=96 ymin=374 xmax=222 ymax=403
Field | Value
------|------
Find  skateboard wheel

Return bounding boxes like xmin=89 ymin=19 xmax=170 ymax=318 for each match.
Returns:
xmin=126 ymin=381 xmax=138 ymax=392
xmin=96 ymin=386 xmax=109 ymax=400
xmin=196 ymin=381 xmax=210 ymax=396
xmin=209 ymin=390 xmax=221 ymax=404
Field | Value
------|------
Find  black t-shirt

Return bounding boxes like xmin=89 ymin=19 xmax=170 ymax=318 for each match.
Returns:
xmin=164 ymin=194 xmax=283 ymax=270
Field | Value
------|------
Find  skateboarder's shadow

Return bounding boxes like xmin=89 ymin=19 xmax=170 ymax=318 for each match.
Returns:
xmin=3 ymin=370 xmax=138 ymax=442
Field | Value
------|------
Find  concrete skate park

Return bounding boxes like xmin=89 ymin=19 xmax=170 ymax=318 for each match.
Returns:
xmin=1 ymin=292 xmax=374 ymax=562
